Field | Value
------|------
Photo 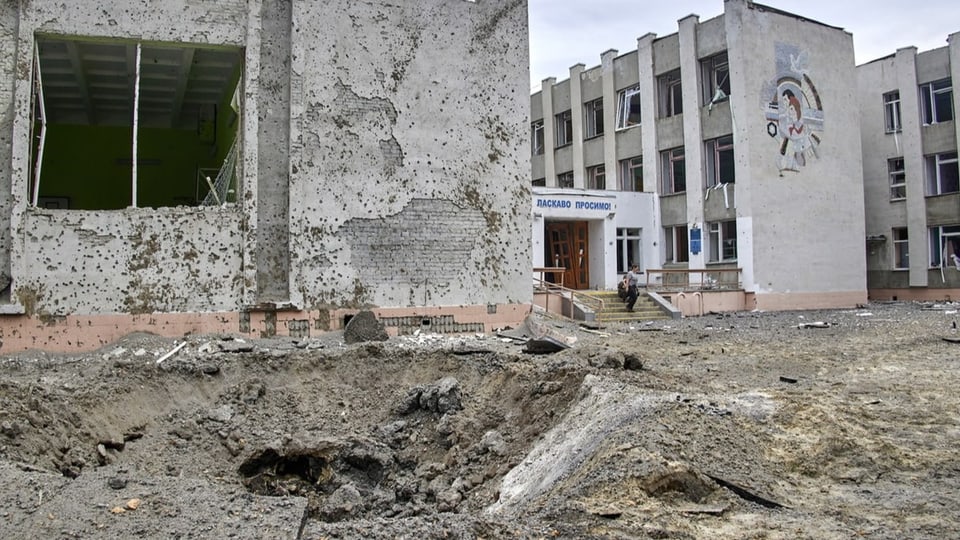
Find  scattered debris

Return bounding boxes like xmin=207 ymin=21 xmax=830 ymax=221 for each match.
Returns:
xmin=798 ymin=322 xmax=830 ymax=329
xmin=779 ymin=376 xmax=798 ymax=384
xmin=343 ymin=311 xmax=389 ymax=344
xmin=707 ymin=474 xmax=788 ymax=509
xmin=942 ymin=337 xmax=960 ymax=344
xmin=155 ymin=341 xmax=187 ymax=365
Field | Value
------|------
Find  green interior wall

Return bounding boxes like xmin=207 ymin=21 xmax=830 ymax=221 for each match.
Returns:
xmin=36 ymin=123 xmax=235 ymax=210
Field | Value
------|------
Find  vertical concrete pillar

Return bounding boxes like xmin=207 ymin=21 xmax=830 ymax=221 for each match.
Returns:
xmin=601 ymin=49 xmax=618 ymax=191
xmin=896 ymin=47 xmax=926 ymax=287
xmin=257 ymin=0 xmax=292 ymax=303
xmin=678 ymin=14 xmax=705 ymax=272
xmin=637 ymin=33 xmax=661 ymax=270
xmin=569 ymin=63 xmax=585 ymax=188
xmin=541 ymin=77 xmax=557 ymax=186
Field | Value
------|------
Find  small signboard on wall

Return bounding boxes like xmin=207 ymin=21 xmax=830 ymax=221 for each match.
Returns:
xmin=690 ymin=227 xmax=701 ymax=255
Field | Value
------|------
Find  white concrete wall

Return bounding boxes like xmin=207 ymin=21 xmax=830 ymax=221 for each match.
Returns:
xmin=0 ymin=0 xmax=531 ymax=316
xmin=288 ymin=0 xmax=530 ymax=309
xmin=725 ymin=0 xmax=867 ymax=305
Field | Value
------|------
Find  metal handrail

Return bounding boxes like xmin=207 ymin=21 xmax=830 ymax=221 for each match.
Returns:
xmin=532 ymin=274 xmax=605 ymax=320
xmin=645 ymin=267 xmax=742 ymax=291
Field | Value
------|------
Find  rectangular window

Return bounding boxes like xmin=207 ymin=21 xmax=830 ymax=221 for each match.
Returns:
xmin=664 ymin=224 xmax=689 ymax=263
xmin=920 ymin=79 xmax=954 ymax=125
xmin=555 ymin=110 xmax=573 ymax=146
xmin=707 ymin=220 xmax=737 ymax=262
xmin=658 ymin=69 xmax=682 ymax=118
xmin=31 ymin=37 xmax=243 ymax=209
xmin=532 ymin=177 xmax=546 ymax=187
xmin=893 ymin=227 xmax=909 ymax=270
xmin=701 ymin=52 xmax=730 ymax=104
xmin=925 ymin=152 xmax=960 ymax=195
xmin=660 ymin=147 xmax=685 ymax=194
xmin=586 ymin=164 xmax=605 ymax=190
xmin=584 ymin=98 xmax=603 ymax=138
xmin=883 ymin=91 xmax=901 ymax=133
xmin=616 ymin=85 xmax=641 ymax=129
xmin=557 ymin=171 xmax=574 ymax=188
xmin=705 ymin=135 xmax=735 ymax=187
xmin=616 ymin=228 xmax=642 ymax=273
xmin=929 ymin=225 xmax=960 ymax=267
xmin=531 ymin=120 xmax=544 ymax=155
xmin=889 ymin=157 xmax=906 ymax=200
xmin=618 ymin=156 xmax=643 ymax=191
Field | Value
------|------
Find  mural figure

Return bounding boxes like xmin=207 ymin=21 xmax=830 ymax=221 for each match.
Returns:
xmin=762 ymin=44 xmax=823 ymax=173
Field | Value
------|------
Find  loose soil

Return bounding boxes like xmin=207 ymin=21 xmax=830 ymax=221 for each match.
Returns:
xmin=1 ymin=301 xmax=958 ymax=539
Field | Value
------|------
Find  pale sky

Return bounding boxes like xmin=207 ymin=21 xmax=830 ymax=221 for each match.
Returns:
xmin=529 ymin=0 xmax=960 ymax=91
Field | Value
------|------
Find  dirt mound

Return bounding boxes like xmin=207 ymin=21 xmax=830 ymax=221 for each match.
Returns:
xmin=1 ymin=303 xmax=959 ymax=538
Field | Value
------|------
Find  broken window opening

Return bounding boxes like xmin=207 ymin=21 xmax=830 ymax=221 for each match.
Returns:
xmin=586 ymin=164 xmax=605 ymax=190
xmin=883 ymin=91 xmax=901 ymax=133
xmin=664 ymin=224 xmax=689 ymax=264
xmin=701 ymin=52 xmax=730 ymax=105
xmin=584 ymin=98 xmax=603 ymax=138
xmin=619 ymin=156 xmax=642 ymax=192
xmin=707 ymin=220 xmax=737 ymax=262
xmin=892 ymin=227 xmax=909 ymax=270
xmin=888 ymin=157 xmax=906 ymax=200
xmin=658 ymin=70 xmax=682 ymax=118
xmin=920 ymin=79 xmax=953 ymax=125
xmin=705 ymin=135 xmax=735 ymax=187
xmin=660 ymin=146 xmax=685 ymax=194
xmin=29 ymin=35 xmax=243 ymax=210
xmin=555 ymin=110 xmax=573 ymax=147
xmin=616 ymin=85 xmax=641 ymax=130
xmin=531 ymin=120 xmax=544 ymax=155
xmin=924 ymin=152 xmax=959 ymax=196
xmin=557 ymin=171 xmax=574 ymax=189
xmin=929 ymin=225 xmax=960 ymax=268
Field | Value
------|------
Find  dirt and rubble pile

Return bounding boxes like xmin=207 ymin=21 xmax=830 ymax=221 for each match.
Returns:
xmin=1 ymin=302 xmax=959 ymax=539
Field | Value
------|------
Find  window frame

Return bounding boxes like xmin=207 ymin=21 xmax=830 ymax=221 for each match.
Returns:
xmin=555 ymin=110 xmax=573 ymax=147
xmin=929 ymin=224 xmax=960 ymax=268
xmin=660 ymin=147 xmax=686 ymax=195
xmin=705 ymin=135 xmax=735 ymax=188
xmin=618 ymin=156 xmax=643 ymax=192
xmin=584 ymin=98 xmax=604 ymax=138
xmin=920 ymin=78 xmax=954 ymax=125
xmin=615 ymin=85 xmax=641 ymax=130
xmin=557 ymin=171 xmax=574 ymax=188
xmin=532 ymin=177 xmax=546 ymax=187
xmin=531 ymin=120 xmax=544 ymax=155
xmin=586 ymin=164 xmax=605 ymax=190
xmin=925 ymin=152 xmax=959 ymax=196
xmin=616 ymin=227 xmax=643 ymax=274
xmin=658 ymin=70 xmax=683 ymax=118
xmin=892 ymin=227 xmax=909 ymax=270
xmin=664 ymin=224 xmax=689 ymax=264
xmin=888 ymin=157 xmax=906 ymax=200
xmin=701 ymin=52 xmax=730 ymax=105
xmin=707 ymin=220 xmax=737 ymax=262
xmin=883 ymin=91 xmax=902 ymax=133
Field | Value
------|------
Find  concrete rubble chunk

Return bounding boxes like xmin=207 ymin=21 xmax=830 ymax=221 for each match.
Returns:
xmin=344 ymin=311 xmax=390 ymax=344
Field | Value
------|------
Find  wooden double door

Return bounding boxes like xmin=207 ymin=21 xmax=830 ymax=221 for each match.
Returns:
xmin=546 ymin=221 xmax=589 ymax=290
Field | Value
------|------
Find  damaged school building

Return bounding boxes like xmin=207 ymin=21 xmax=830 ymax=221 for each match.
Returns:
xmin=530 ymin=0 xmax=960 ymax=315
xmin=0 ymin=0 xmax=531 ymax=352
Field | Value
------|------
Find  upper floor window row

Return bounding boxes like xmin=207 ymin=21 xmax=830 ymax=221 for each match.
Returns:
xmin=584 ymin=98 xmax=604 ymax=138
xmin=555 ymin=110 xmax=573 ymax=147
xmin=920 ymin=79 xmax=953 ymax=125
xmin=658 ymin=70 xmax=682 ymax=118
xmin=531 ymin=120 xmax=544 ymax=156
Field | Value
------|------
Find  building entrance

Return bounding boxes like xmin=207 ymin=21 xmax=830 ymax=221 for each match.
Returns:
xmin=545 ymin=221 xmax=589 ymax=289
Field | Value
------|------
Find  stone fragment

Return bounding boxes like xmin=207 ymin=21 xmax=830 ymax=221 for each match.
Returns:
xmin=343 ymin=311 xmax=389 ymax=344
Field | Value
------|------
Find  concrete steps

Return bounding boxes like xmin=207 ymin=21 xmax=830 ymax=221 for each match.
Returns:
xmin=579 ymin=290 xmax=670 ymax=322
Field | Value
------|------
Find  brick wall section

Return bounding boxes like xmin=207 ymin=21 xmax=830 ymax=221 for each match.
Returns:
xmin=342 ymin=198 xmax=485 ymax=288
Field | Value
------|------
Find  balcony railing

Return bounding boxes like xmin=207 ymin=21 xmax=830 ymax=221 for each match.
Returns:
xmin=645 ymin=267 xmax=742 ymax=291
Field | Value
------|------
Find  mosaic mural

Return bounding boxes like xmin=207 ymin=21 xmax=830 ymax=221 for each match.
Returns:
xmin=762 ymin=43 xmax=824 ymax=173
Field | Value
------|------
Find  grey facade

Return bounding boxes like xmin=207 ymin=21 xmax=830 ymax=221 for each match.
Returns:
xmin=859 ymin=33 xmax=960 ymax=300
xmin=530 ymin=0 xmax=867 ymax=311
xmin=0 ymin=0 xmax=531 ymax=350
